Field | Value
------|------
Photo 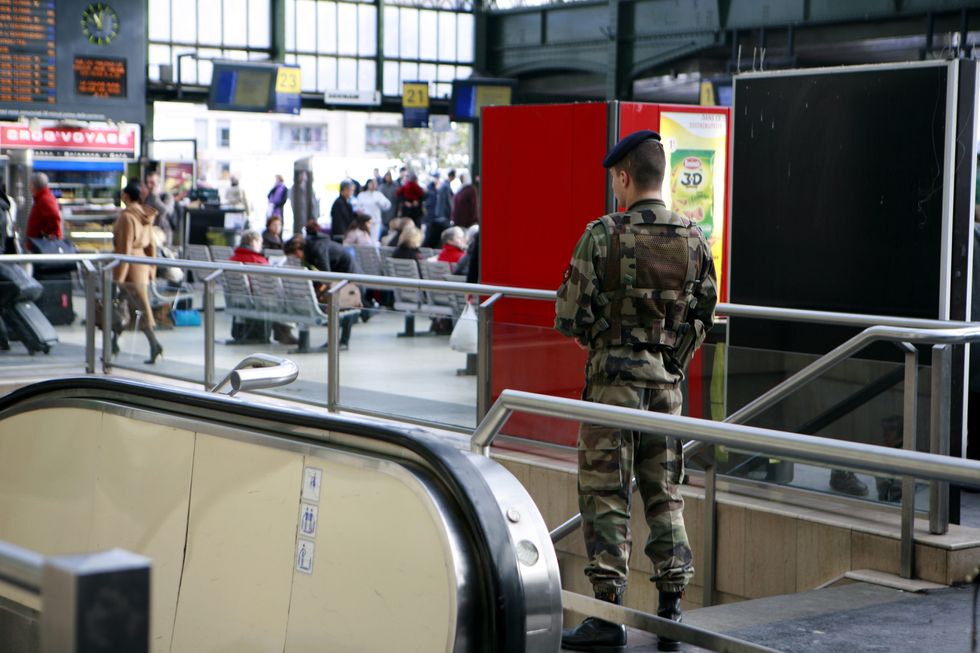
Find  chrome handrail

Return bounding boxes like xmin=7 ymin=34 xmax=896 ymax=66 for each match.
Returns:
xmin=686 ymin=324 xmax=980 ymax=458
xmin=209 ymin=354 xmax=300 ymax=396
xmin=471 ymin=388 xmax=980 ymax=486
xmin=3 ymin=252 xmax=974 ymax=328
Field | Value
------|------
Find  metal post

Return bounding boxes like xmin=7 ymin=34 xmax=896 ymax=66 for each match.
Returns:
xmin=81 ymin=261 xmax=97 ymax=374
xmin=327 ymin=280 xmax=348 ymax=412
xmin=930 ymin=344 xmax=951 ymax=535
xmin=477 ymin=293 xmax=503 ymax=421
xmin=900 ymin=345 xmax=918 ymax=580
xmin=203 ymin=271 xmax=222 ymax=390
xmin=100 ymin=262 xmax=120 ymax=373
xmin=702 ymin=449 xmax=718 ymax=607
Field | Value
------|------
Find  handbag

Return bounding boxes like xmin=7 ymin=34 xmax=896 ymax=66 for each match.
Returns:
xmin=29 ymin=237 xmax=79 ymax=275
xmin=450 ymin=303 xmax=479 ymax=354
xmin=317 ymin=282 xmax=363 ymax=310
xmin=94 ymin=295 xmax=130 ymax=332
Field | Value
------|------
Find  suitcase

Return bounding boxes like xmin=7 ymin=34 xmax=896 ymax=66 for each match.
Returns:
xmin=33 ymin=269 xmax=75 ymax=326
xmin=3 ymin=301 xmax=58 ymax=355
xmin=0 ymin=262 xmax=42 ymax=306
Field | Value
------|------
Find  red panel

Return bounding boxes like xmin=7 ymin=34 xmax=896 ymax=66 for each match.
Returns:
xmin=618 ymin=102 xmax=662 ymax=140
xmin=481 ymin=103 xmax=609 ymax=446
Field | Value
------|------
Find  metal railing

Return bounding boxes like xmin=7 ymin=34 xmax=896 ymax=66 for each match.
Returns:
xmin=536 ymin=324 xmax=980 ymax=604
xmin=0 ymin=539 xmax=150 ymax=652
xmin=470 ymin=388 xmax=980 ymax=651
xmin=4 ymin=254 xmax=975 ymax=578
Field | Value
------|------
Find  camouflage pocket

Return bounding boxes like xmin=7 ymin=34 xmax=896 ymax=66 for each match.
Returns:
xmin=578 ymin=424 xmax=625 ymax=493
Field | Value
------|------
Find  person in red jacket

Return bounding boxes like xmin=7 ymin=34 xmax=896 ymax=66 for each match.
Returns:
xmin=26 ymin=172 xmax=63 ymax=243
xmin=229 ymin=230 xmax=297 ymax=345
xmin=435 ymin=226 xmax=467 ymax=265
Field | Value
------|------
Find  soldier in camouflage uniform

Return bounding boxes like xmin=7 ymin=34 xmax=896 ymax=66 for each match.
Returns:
xmin=556 ymin=130 xmax=717 ymax=653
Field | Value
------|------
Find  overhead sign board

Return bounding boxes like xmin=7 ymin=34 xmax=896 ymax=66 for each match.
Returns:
xmin=0 ymin=121 xmax=140 ymax=160
xmin=402 ymin=81 xmax=429 ymax=129
xmin=324 ymin=89 xmax=381 ymax=106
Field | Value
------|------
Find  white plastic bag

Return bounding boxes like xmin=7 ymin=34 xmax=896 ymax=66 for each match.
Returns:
xmin=450 ymin=303 xmax=479 ymax=354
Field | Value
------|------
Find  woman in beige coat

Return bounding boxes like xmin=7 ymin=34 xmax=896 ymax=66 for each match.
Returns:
xmin=113 ymin=180 xmax=163 ymax=364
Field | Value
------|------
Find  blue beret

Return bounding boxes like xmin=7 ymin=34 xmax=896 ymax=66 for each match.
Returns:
xmin=602 ymin=129 xmax=662 ymax=168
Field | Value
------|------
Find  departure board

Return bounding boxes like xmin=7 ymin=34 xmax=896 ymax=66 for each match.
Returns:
xmin=74 ymin=55 xmax=125 ymax=98
xmin=0 ymin=0 xmax=145 ymax=124
xmin=0 ymin=0 xmax=57 ymax=105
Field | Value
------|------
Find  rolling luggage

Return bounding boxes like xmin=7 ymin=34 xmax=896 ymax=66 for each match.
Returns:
xmin=3 ymin=301 xmax=58 ymax=355
xmin=0 ymin=262 xmax=42 ymax=306
xmin=33 ymin=269 xmax=75 ymax=326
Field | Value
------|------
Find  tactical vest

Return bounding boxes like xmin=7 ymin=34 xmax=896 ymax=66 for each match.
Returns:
xmin=589 ymin=205 xmax=702 ymax=349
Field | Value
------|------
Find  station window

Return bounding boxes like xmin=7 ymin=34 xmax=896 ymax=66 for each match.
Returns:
xmin=217 ymin=122 xmax=231 ymax=148
xmin=365 ymin=125 xmax=400 ymax=153
xmin=277 ymin=125 xmax=329 ymax=151
xmin=147 ymin=0 xmax=272 ymax=83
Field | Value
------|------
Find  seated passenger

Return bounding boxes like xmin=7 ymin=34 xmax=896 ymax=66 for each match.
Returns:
xmin=262 ymin=215 xmax=284 ymax=251
xmin=343 ymin=214 xmax=376 ymax=247
xmin=392 ymin=224 xmax=423 ymax=264
xmin=383 ymin=216 xmax=409 ymax=247
xmin=284 ymin=234 xmax=357 ymax=350
xmin=229 ymin=230 xmax=297 ymax=345
xmin=435 ymin=226 xmax=467 ymax=265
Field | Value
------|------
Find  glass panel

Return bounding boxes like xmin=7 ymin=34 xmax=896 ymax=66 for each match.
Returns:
xmin=337 ymin=306 xmax=477 ymax=430
xmin=197 ymin=54 xmax=217 ymax=85
xmin=285 ymin=0 xmax=296 ymax=49
xmin=298 ymin=55 xmax=318 ymax=91
xmin=383 ymin=61 xmax=399 ymax=95
xmin=338 ymin=58 xmax=357 ymax=91
xmin=177 ymin=49 xmax=198 ymax=84
xmin=418 ymin=63 xmax=437 ymax=85
xmin=148 ymin=0 xmax=171 ymax=41
xmin=172 ymin=0 xmax=197 ymax=42
xmin=296 ymin=0 xmax=317 ymax=52
xmin=719 ymin=341 xmax=933 ymax=510
xmin=358 ymin=5 xmax=377 ymax=57
xmin=437 ymin=64 xmax=455 ymax=81
xmin=438 ymin=11 xmax=456 ymax=60
xmin=249 ymin=0 xmax=271 ymax=48
xmin=433 ymin=82 xmax=450 ymax=98
xmin=418 ymin=10 xmax=438 ymax=60
xmin=148 ymin=45 xmax=171 ymax=82
xmin=383 ymin=7 xmax=399 ymax=58
xmin=399 ymin=8 xmax=419 ymax=59
xmin=358 ymin=59 xmax=376 ymax=92
xmin=399 ymin=62 xmax=419 ymax=87
xmin=198 ymin=1 xmax=222 ymax=46
xmin=337 ymin=4 xmax=358 ymax=55
xmin=317 ymin=1 xmax=338 ymax=54
xmin=222 ymin=49 xmax=249 ymax=61
xmin=456 ymin=13 xmax=474 ymax=63
xmin=318 ymin=56 xmax=338 ymax=92
xmin=223 ymin=0 xmax=248 ymax=47
xmin=456 ymin=65 xmax=472 ymax=79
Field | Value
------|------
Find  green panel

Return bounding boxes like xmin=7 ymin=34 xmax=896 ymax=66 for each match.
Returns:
xmin=495 ymin=12 xmax=542 ymax=48
xmin=632 ymin=0 xmax=722 ymax=36
xmin=545 ymin=5 xmax=610 ymax=45
xmin=808 ymin=0 xmax=896 ymax=23
xmin=726 ymin=0 xmax=804 ymax=29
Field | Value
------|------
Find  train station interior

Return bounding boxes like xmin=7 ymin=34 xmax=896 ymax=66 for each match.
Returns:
xmin=3 ymin=1 xmax=980 ymax=652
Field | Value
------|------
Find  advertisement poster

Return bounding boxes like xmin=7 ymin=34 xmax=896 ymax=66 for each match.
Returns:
xmin=161 ymin=161 xmax=194 ymax=196
xmin=660 ymin=111 xmax=727 ymax=292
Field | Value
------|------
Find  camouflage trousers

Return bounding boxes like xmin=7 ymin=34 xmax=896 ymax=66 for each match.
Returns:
xmin=578 ymin=382 xmax=693 ymax=595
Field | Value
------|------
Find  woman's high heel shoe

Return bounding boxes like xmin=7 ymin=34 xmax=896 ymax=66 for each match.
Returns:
xmin=144 ymin=342 xmax=163 ymax=365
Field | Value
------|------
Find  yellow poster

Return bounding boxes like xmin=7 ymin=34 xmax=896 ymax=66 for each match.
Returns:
xmin=660 ymin=111 xmax=727 ymax=293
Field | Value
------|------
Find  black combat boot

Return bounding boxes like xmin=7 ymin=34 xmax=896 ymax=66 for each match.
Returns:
xmin=561 ymin=589 xmax=627 ymax=653
xmin=657 ymin=590 xmax=683 ymax=651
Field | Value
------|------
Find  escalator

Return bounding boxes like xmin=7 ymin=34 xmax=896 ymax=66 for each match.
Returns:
xmin=0 ymin=377 xmax=562 ymax=652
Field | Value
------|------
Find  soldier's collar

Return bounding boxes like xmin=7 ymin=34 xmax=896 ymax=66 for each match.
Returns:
xmin=626 ymin=198 xmax=666 ymax=212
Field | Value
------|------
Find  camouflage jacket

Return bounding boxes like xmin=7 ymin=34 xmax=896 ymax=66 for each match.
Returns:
xmin=555 ymin=198 xmax=717 ymax=386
